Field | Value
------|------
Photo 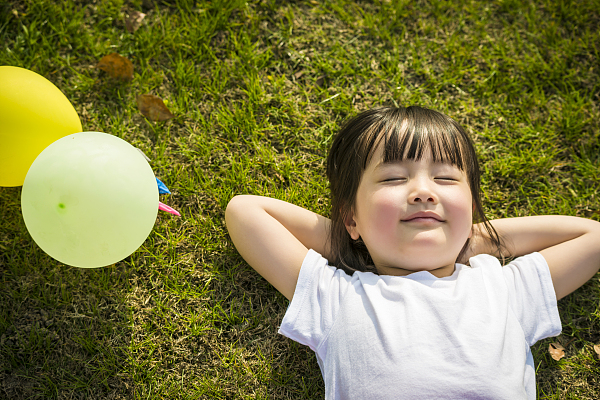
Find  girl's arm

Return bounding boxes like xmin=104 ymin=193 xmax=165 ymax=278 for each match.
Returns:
xmin=225 ymin=195 xmax=331 ymax=300
xmin=469 ymin=216 xmax=600 ymax=300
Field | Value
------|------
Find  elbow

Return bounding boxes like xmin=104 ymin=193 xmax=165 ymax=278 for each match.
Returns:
xmin=225 ymin=195 xmax=247 ymax=226
xmin=224 ymin=195 xmax=250 ymax=244
xmin=584 ymin=218 xmax=600 ymax=237
xmin=225 ymin=195 xmax=260 ymax=229
xmin=569 ymin=216 xmax=600 ymax=238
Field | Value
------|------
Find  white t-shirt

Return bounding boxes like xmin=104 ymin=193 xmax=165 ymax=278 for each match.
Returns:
xmin=279 ymin=250 xmax=561 ymax=400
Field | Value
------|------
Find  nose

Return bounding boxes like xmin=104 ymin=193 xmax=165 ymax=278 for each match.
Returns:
xmin=408 ymin=177 xmax=438 ymax=204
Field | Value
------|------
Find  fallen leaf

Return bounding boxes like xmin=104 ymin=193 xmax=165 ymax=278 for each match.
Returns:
xmin=549 ymin=342 xmax=565 ymax=361
xmin=97 ymin=53 xmax=134 ymax=81
xmin=136 ymin=94 xmax=174 ymax=121
xmin=124 ymin=9 xmax=146 ymax=33
xmin=594 ymin=344 xmax=600 ymax=359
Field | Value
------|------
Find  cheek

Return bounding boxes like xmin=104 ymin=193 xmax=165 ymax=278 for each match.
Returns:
xmin=444 ymin=188 xmax=473 ymax=230
xmin=365 ymin=190 xmax=403 ymax=230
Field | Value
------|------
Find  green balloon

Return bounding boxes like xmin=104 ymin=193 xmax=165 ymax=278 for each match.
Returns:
xmin=21 ymin=132 xmax=158 ymax=268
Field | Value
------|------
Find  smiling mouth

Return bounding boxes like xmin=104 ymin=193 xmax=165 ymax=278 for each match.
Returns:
xmin=403 ymin=217 xmax=443 ymax=223
xmin=401 ymin=212 xmax=444 ymax=223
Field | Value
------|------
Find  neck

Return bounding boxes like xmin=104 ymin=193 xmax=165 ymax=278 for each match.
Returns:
xmin=376 ymin=262 xmax=456 ymax=278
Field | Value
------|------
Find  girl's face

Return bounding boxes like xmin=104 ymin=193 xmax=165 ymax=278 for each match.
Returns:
xmin=344 ymin=143 xmax=473 ymax=278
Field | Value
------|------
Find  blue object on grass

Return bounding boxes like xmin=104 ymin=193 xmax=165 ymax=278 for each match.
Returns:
xmin=156 ymin=177 xmax=171 ymax=194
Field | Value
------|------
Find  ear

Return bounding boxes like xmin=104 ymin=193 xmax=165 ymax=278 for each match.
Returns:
xmin=344 ymin=209 xmax=361 ymax=241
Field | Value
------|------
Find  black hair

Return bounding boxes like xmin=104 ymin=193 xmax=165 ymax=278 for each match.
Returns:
xmin=326 ymin=106 xmax=504 ymax=274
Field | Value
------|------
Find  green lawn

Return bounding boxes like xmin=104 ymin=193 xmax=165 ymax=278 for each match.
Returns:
xmin=1 ymin=0 xmax=599 ymax=398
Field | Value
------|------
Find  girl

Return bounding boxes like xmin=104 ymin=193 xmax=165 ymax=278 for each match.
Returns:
xmin=225 ymin=106 xmax=600 ymax=399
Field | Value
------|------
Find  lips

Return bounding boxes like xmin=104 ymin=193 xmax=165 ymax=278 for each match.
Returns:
xmin=401 ymin=211 xmax=444 ymax=222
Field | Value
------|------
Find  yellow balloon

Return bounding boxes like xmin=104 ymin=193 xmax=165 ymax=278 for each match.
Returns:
xmin=0 ymin=66 xmax=82 ymax=187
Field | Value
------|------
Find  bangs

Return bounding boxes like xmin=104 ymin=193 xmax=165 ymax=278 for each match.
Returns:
xmin=363 ymin=107 xmax=468 ymax=171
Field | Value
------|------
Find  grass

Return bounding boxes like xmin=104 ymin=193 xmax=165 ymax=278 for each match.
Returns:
xmin=1 ymin=0 xmax=599 ymax=398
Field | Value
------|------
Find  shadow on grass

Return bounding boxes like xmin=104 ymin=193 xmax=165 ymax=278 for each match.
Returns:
xmin=1 ymin=186 xmax=325 ymax=399
xmin=0 ymin=187 xmax=134 ymax=399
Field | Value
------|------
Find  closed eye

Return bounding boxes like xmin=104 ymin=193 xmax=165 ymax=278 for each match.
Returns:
xmin=382 ymin=177 xmax=406 ymax=182
xmin=435 ymin=177 xmax=458 ymax=182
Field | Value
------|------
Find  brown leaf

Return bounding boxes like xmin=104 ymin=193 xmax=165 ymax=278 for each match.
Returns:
xmin=594 ymin=344 xmax=600 ymax=359
xmin=136 ymin=94 xmax=174 ymax=122
xmin=97 ymin=53 xmax=134 ymax=81
xmin=124 ymin=9 xmax=146 ymax=33
xmin=549 ymin=342 xmax=565 ymax=361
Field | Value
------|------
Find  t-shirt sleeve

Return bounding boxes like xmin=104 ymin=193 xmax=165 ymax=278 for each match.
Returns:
xmin=278 ymin=249 xmax=349 ymax=352
xmin=502 ymin=252 xmax=562 ymax=346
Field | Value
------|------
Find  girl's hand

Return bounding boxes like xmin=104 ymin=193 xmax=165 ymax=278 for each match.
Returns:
xmin=225 ymin=195 xmax=331 ymax=300
xmin=469 ymin=216 xmax=600 ymax=300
